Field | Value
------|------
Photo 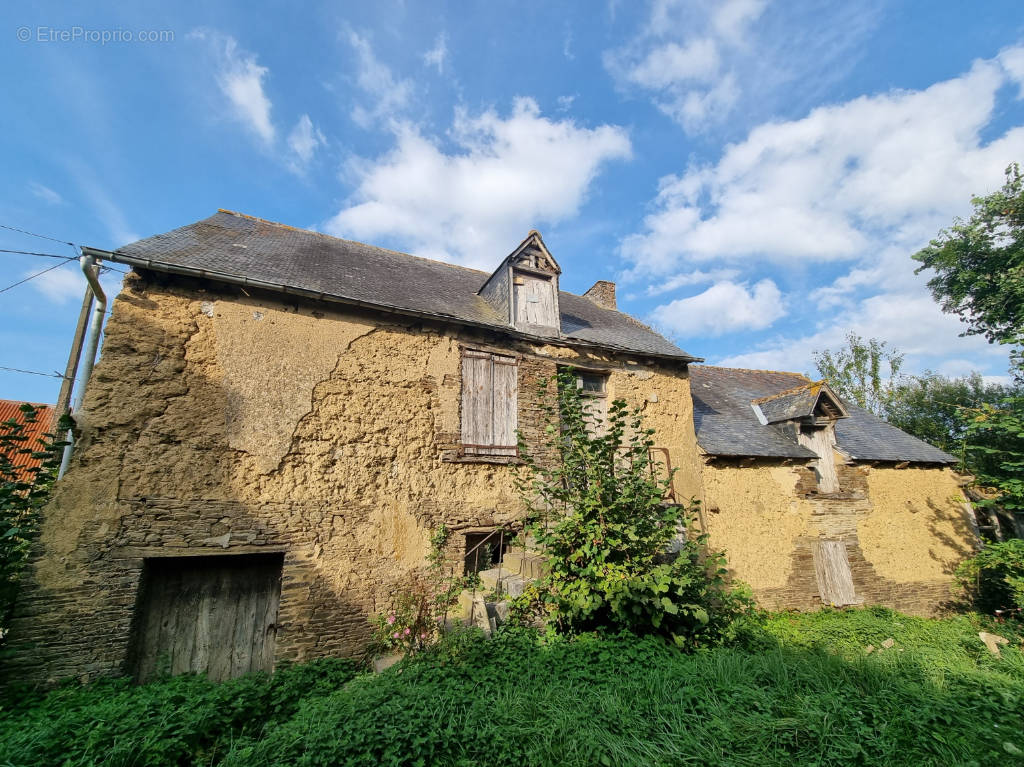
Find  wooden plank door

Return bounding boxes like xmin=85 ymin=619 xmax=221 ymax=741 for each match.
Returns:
xmin=132 ymin=554 xmax=283 ymax=682
xmin=812 ymin=540 xmax=859 ymax=606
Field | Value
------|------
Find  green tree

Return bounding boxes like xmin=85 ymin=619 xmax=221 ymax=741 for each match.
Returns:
xmin=513 ymin=369 xmax=750 ymax=647
xmin=885 ymin=371 xmax=1020 ymax=469
xmin=0 ymin=405 xmax=64 ymax=631
xmin=913 ymin=162 xmax=1024 ymax=354
xmin=812 ymin=333 xmax=904 ymax=416
xmin=913 ymin=164 xmax=1024 ymax=531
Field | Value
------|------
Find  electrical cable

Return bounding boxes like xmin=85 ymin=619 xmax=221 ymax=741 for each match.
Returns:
xmin=0 ymin=259 xmax=71 ymax=290
xmin=0 ymin=223 xmax=76 ymax=247
xmin=0 ymin=249 xmax=77 ymax=261
xmin=0 ymin=365 xmax=70 ymax=380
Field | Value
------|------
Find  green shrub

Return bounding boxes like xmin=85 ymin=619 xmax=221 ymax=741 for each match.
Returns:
xmin=513 ymin=369 xmax=752 ymax=646
xmin=956 ymin=539 xmax=1024 ymax=613
xmin=0 ymin=657 xmax=361 ymax=766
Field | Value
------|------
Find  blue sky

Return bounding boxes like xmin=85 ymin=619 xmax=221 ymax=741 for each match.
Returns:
xmin=2 ymin=0 xmax=1024 ymax=404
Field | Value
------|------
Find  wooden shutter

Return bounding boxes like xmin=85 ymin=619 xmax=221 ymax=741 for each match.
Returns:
xmin=461 ymin=351 xmax=518 ymax=456
xmin=813 ymin=540 xmax=858 ymax=606
xmin=491 ymin=356 xmax=518 ymax=456
xmin=513 ymin=272 xmax=555 ymax=328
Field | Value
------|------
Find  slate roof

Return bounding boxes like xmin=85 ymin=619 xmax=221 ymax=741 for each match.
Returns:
xmin=690 ymin=366 xmax=956 ymax=464
xmin=108 ymin=211 xmax=696 ymax=362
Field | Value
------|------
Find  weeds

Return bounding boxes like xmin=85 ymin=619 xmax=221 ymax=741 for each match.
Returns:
xmin=0 ymin=610 xmax=1021 ymax=767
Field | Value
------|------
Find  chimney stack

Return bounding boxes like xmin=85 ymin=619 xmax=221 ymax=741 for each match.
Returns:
xmin=583 ymin=280 xmax=616 ymax=310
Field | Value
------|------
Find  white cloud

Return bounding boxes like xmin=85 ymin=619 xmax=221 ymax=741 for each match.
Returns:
xmin=191 ymin=30 xmax=275 ymax=144
xmin=348 ymin=31 xmax=414 ymax=127
xmin=557 ymin=94 xmax=577 ymax=112
xmin=287 ymin=114 xmax=325 ymax=170
xmin=27 ymin=266 xmax=82 ymax=303
xmin=28 ymin=182 xmax=63 ymax=205
xmin=605 ymin=0 xmax=765 ymax=131
xmin=645 ymin=267 xmax=741 ymax=296
xmin=1000 ymin=44 xmax=1024 ymax=96
xmin=326 ymin=98 xmax=631 ymax=269
xmin=650 ymin=279 xmax=785 ymax=337
xmin=423 ymin=33 xmax=448 ymax=73
xmin=622 ymin=38 xmax=721 ymax=90
xmin=716 ymin=292 xmax=1008 ymax=376
xmin=622 ymin=50 xmax=1024 ymax=277
xmin=628 ymin=46 xmax=1024 ymax=379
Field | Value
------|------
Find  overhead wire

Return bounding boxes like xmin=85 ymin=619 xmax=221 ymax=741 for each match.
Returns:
xmin=0 ymin=260 xmax=74 ymax=295
xmin=0 ymin=223 xmax=77 ymax=248
xmin=0 ymin=365 xmax=71 ymax=380
xmin=0 ymin=248 xmax=77 ymax=261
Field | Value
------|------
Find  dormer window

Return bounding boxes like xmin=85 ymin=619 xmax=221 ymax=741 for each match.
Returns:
xmin=478 ymin=230 xmax=562 ymax=335
xmin=512 ymin=269 xmax=557 ymax=329
xmin=751 ymin=381 xmax=849 ymax=494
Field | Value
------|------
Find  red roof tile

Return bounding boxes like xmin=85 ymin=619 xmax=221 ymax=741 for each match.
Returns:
xmin=0 ymin=399 xmax=56 ymax=482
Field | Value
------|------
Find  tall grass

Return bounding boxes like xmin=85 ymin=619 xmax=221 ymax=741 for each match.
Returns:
xmin=1 ymin=609 xmax=1022 ymax=767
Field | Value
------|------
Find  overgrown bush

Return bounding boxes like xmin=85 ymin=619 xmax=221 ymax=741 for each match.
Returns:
xmin=513 ymin=369 xmax=752 ymax=646
xmin=956 ymin=539 xmax=1024 ymax=613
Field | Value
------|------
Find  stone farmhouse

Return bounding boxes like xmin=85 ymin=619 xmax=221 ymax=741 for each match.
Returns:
xmin=5 ymin=210 xmax=978 ymax=685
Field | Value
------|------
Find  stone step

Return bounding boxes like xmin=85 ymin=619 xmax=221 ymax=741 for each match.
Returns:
xmin=452 ymin=590 xmax=511 ymax=637
xmin=499 ymin=548 xmax=548 ymax=581
xmin=477 ymin=567 xmax=528 ymax=597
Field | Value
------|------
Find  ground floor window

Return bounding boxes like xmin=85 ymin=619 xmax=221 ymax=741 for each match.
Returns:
xmin=130 ymin=552 xmax=283 ymax=682
xmin=463 ymin=531 xmax=508 ymax=575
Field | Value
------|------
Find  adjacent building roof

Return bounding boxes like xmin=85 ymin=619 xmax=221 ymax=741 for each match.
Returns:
xmin=108 ymin=211 xmax=697 ymax=362
xmin=690 ymin=366 xmax=956 ymax=464
xmin=0 ymin=400 xmax=55 ymax=481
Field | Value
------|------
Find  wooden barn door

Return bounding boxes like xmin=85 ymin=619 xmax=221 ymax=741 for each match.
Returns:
xmin=132 ymin=553 xmax=283 ymax=682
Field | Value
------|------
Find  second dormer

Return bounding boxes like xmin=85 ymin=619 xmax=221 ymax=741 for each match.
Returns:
xmin=479 ymin=230 xmax=561 ymax=335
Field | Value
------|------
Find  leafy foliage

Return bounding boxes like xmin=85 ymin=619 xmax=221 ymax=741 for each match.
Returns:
xmin=884 ymin=371 xmax=1020 ymax=469
xmin=2 ymin=610 xmax=1022 ymax=767
xmin=962 ymin=392 xmax=1024 ymax=515
xmin=0 ymin=404 xmax=65 ymax=631
xmin=913 ymin=163 xmax=1024 ymax=356
xmin=812 ymin=332 xmax=904 ymax=416
xmin=512 ymin=368 xmax=750 ymax=646
xmin=956 ymin=539 xmax=1024 ymax=613
xmin=0 ymin=657 xmax=360 ymax=767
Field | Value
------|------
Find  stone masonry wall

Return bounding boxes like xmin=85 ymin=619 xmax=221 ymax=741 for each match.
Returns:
xmin=4 ymin=271 xmax=700 ymax=686
xmin=701 ymin=453 xmax=978 ymax=616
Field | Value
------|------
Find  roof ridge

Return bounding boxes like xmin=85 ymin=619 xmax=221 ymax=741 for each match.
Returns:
xmin=695 ymin=364 xmax=810 ymax=379
xmin=216 ymin=209 xmax=493 ymax=278
xmin=0 ymin=398 xmax=53 ymax=409
xmin=751 ymin=380 xmax=825 ymax=404
xmin=215 ymin=210 xmax=642 ymax=311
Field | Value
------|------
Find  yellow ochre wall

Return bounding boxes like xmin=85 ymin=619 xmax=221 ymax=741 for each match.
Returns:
xmin=700 ymin=456 xmax=977 ymax=615
xmin=6 ymin=272 xmax=701 ymax=685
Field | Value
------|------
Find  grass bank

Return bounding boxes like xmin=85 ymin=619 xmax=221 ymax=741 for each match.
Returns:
xmin=1 ymin=608 xmax=1022 ymax=766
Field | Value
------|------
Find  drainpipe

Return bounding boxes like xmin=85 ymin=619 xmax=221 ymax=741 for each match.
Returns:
xmin=57 ymin=252 xmax=107 ymax=479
